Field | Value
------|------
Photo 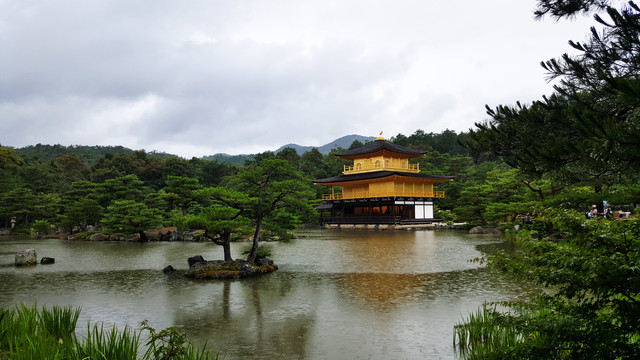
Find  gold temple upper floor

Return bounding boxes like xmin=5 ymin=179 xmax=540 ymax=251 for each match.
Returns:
xmin=343 ymin=161 xmax=420 ymax=175
xmin=322 ymin=190 xmax=445 ymax=201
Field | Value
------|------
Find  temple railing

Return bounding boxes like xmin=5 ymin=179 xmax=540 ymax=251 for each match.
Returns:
xmin=321 ymin=191 xmax=445 ymax=201
xmin=321 ymin=216 xmax=403 ymax=224
xmin=343 ymin=162 xmax=420 ymax=174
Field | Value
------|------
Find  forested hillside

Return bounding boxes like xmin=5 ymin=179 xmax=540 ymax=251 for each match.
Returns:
xmin=15 ymin=144 xmax=175 ymax=166
xmin=2 ymin=127 xmax=635 ymax=237
xmin=0 ymin=129 xmax=480 ymax=234
xmin=12 ymin=130 xmax=472 ymax=166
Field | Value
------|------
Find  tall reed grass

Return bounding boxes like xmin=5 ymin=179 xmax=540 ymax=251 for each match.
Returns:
xmin=453 ymin=303 xmax=527 ymax=359
xmin=75 ymin=323 xmax=140 ymax=360
xmin=0 ymin=304 xmax=81 ymax=359
xmin=0 ymin=304 xmax=219 ymax=360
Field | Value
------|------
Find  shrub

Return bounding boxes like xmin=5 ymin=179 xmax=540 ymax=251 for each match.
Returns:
xmin=242 ymin=244 xmax=272 ymax=260
xmin=31 ymin=220 xmax=51 ymax=237
xmin=458 ymin=209 xmax=640 ymax=359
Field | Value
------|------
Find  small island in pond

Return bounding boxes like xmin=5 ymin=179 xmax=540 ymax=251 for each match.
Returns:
xmin=185 ymin=259 xmax=278 ymax=280
xmin=163 ymin=255 xmax=278 ymax=280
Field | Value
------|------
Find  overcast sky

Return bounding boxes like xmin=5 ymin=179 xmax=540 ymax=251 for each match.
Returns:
xmin=1 ymin=0 xmax=595 ymax=158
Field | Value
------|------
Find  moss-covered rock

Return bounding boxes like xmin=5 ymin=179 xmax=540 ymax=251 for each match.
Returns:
xmin=185 ymin=259 xmax=278 ymax=280
xmin=15 ymin=249 xmax=37 ymax=266
xmin=468 ymin=226 xmax=484 ymax=234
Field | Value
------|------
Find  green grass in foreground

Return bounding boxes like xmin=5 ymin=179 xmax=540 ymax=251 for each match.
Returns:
xmin=0 ymin=304 xmax=219 ymax=360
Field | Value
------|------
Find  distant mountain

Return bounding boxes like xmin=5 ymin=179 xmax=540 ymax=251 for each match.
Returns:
xmin=12 ymin=135 xmax=377 ymax=166
xmin=204 ymin=134 xmax=376 ymax=164
xmin=274 ymin=134 xmax=376 ymax=155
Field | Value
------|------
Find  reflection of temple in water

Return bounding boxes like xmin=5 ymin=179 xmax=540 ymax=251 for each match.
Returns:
xmin=313 ymin=134 xmax=453 ymax=228
xmin=337 ymin=272 xmax=429 ymax=311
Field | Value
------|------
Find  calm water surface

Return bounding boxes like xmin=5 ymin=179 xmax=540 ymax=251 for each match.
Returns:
xmin=0 ymin=230 xmax=528 ymax=359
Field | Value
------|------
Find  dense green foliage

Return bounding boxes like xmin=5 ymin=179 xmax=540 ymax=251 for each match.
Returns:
xmin=466 ymin=1 xmax=640 ymax=206
xmin=15 ymin=144 xmax=135 ymax=166
xmin=390 ymin=129 xmax=471 ymax=155
xmin=230 ymin=158 xmax=315 ymax=262
xmin=456 ymin=0 xmax=640 ymax=358
xmin=2 ymin=123 xmax=637 ymax=241
xmin=102 ymin=200 xmax=165 ymax=241
xmin=456 ymin=210 xmax=640 ymax=359
xmin=1 ymin=129 xmax=488 ymax=235
xmin=0 ymin=304 xmax=217 ymax=359
xmin=176 ymin=187 xmax=253 ymax=261
xmin=0 ymin=145 xmax=238 ymax=233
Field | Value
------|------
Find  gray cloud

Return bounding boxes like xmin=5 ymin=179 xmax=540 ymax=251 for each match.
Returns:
xmin=0 ymin=0 xmax=594 ymax=157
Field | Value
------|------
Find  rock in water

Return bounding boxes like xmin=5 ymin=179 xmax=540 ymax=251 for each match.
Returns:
xmin=163 ymin=265 xmax=176 ymax=274
xmin=257 ymin=258 xmax=274 ymax=267
xmin=40 ymin=257 xmax=55 ymax=264
xmin=15 ymin=249 xmax=37 ymax=266
xmin=188 ymin=255 xmax=205 ymax=267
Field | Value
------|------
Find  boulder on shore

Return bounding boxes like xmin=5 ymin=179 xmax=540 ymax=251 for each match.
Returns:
xmin=145 ymin=227 xmax=180 ymax=241
xmin=183 ymin=230 xmax=205 ymax=241
xmin=483 ymin=228 xmax=502 ymax=235
xmin=90 ymin=233 xmax=109 ymax=242
xmin=15 ymin=249 xmax=37 ymax=266
xmin=186 ymin=259 xmax=278 ymax=280
xmin=468 ymin=226 xmax=484 ymax=234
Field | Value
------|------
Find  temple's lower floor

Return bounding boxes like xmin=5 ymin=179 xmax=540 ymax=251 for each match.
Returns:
xmin=316 ymin=197 xmax=440 ymax=226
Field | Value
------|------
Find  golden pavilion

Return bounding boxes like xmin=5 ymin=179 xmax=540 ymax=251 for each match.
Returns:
xmin=313 ymin=134 xmax=453 ymax=227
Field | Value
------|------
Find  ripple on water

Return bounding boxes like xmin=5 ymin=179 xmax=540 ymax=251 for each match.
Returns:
xmin=0 ymin=231 xmax=530 ymax=360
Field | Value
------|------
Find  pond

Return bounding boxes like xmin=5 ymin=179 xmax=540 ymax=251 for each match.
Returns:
xmin=0 ymin=229 xmax=528 ymax=359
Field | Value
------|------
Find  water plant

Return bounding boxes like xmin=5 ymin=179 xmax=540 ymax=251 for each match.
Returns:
xmin=0 ymin=304 xmax=220 ymax=360
xmin=141 ymin=321 xmax=217 ymax=360
xmin=39 ymin=305 xmax=81 ymax=342
xmin=0 ymin=304 xmax=80 ymax=359
xmin=74 ymin=323 xmax=140 ymax=360
xmin=453 ymin=302 xmax=526 ymax=358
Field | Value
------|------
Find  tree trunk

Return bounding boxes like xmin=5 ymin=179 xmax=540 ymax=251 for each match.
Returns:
xmin=521 ymin=180 xmax=545 ymax=200
xmin=208 ymin=232 xmax=234 ymax=261
xmin=595 ymin=185 xmax=604 ymax=213
xmin=248 ymin=188 xmax=264 ymax=263
xmin=222 ymin=233 xmax=233 ymax=261
xmin=247 ymin=217 xmax=262 ymax=263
